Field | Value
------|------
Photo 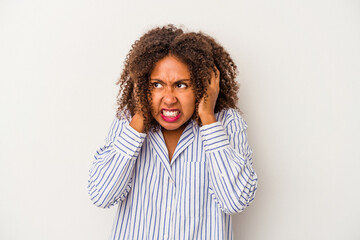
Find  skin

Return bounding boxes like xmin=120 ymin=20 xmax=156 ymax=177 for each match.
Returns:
xmin=149 ymin=56 xmax=195 ymax=132
xmin=130 ymin=55 xmax=220 ymax=161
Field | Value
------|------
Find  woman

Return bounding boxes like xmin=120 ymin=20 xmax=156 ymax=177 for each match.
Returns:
xmin=88 ymin=25 xmax=258 ymax=240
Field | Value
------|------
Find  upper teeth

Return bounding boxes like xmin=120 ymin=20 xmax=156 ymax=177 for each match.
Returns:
xmin=163 ymin=110 xmax=179 ymax=117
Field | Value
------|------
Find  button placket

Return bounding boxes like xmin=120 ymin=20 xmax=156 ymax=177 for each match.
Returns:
xmin=169 ymin=176 xmax=176 ymax=240
xmin=162 ymin=175 xmax=175 ymax=240
xmin=166 ymin=166 xmax=177 ymax=240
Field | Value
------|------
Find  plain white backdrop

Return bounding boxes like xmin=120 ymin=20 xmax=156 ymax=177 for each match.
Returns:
xmin=1 ymin=0 xmax=359 ymax=239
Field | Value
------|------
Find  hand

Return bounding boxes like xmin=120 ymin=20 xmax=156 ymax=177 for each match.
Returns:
xmin=198 ymin=68 xmax=220 ymax=125
xmin=130 ymin=83 xmax=145 ymax=133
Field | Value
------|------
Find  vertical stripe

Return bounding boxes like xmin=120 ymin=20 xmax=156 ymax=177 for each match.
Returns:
xmin=88 ymin=109 xmax=258 ymax=239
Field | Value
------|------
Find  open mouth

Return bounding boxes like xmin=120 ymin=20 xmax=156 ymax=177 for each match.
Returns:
xmin=161 ymin=109 xmax=181 ymax=122
xmin=162 ymin=110 xmax=180 ymax=117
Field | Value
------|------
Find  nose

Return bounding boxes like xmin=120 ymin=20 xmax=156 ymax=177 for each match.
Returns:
xmin=162 ymin=88 xmax=177 ymax=105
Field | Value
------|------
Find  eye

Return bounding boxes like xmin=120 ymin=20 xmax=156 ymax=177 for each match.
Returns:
xmin=176 ymin=83 xmax=187 ymax=89
xmin=152 ymin=82 xmax=162 ymax=88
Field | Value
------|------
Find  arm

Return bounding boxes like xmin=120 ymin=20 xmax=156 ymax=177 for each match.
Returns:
xmin=88 ymin=116 xmax=146 ymax=208
xmin=200 ymin=109 xmax=258 ymax=214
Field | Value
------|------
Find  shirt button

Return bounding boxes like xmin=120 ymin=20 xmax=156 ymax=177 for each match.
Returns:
xmin=164 ymin=234 xmax=168 ymax=239
xmin=169 ymin=178 xmax=174 ymax=184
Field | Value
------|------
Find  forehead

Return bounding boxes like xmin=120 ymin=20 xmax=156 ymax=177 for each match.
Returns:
xmin=150 ymin=55 xmax=190 ymax=80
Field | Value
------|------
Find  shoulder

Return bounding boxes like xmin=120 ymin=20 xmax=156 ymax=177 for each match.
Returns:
xmin=215 ymin=108 xmax=248 ymax=131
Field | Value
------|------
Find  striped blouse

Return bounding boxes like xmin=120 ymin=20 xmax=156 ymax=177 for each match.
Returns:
xmin=88 ymin=108 xmax=258 ymax=240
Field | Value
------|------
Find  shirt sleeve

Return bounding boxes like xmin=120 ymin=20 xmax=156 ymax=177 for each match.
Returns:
xmin=200 ymin=109 xmax=258 ymax=215
xmin=88 ymin=116 xmax=146 ymax=208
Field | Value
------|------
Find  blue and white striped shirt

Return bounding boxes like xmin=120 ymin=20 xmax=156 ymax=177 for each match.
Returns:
xmin=88 ymin=108 xmax=258 ymax=240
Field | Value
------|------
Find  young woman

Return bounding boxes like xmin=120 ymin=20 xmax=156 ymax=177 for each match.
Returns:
xmin=88 ymin=25 xmax=258 ymax=240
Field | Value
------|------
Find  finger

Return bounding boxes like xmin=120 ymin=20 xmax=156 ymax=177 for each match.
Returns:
xmin=133 ymin=83 xmax=138 ymax=100
xmin=133 ymin=83 xmax=142 ymax=112
xmin=210 ymin=68 xmax=220 ymax=89
xmin=214 ymin=68 xmax=220 ymax=84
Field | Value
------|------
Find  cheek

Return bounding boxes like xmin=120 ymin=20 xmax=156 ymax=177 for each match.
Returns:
xmin=148 ymin=92 xmax=157 ymax=113
xmin=189 ymin=91 xmax=196 ymax=105
xmin=184 ymin=93 xmax=196 ymax=113
xmin=149 ymin=92 xmax=159 ymax=104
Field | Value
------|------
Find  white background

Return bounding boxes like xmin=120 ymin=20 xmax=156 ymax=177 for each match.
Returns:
xmin=1 ymin=0 xmax=359 ymax=239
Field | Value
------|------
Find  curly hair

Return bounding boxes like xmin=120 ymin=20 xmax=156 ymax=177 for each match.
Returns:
xmin=116 ymin=24 xmax=239 ymax=132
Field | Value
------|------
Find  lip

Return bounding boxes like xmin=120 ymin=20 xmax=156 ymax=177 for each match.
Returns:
xmin=161 ymin=108 xmax=180 ymax=111
xmin=160 ymin=108 xmax=181 ymax=122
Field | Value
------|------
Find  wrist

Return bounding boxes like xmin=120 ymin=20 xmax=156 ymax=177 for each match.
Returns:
xmin=199 ymin=112 xmax=216 ymax=125
xmin=130 ymin=112 xmax=145 ymax=133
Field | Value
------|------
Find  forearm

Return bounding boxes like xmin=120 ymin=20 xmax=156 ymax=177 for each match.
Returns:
xmin=88 ymin=119 xmax=146 ymax=208
xmin=201 ymin=120 xmax=258 ymax=214
xmin=206 ymin=148 xmax=257 ymax=214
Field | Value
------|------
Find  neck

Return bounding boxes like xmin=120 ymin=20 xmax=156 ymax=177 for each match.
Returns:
xmin=161 ymin=124 xmax=187 ymax=163
xmin=161 ymin=124 xmax=186 ymax=137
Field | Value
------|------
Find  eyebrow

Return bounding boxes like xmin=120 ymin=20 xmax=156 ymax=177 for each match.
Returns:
xmin=149 ymin=79 xmax=191 ymax=83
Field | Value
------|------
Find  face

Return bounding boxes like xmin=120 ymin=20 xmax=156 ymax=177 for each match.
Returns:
xmin=149 ymin=55 xmax=196 ymax=131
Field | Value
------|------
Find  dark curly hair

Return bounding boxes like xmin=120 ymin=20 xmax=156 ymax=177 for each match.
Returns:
xmin=116 ymin=24 xmax=239 ymax=132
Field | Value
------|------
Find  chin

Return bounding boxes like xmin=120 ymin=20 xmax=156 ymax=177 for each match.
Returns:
xmin=160 ymin=122 xmax=183 ymax=131
xmin=159 ymin=118 xmax=193 ymax=132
